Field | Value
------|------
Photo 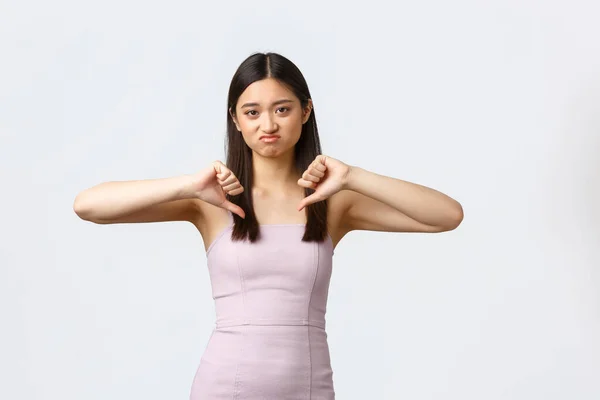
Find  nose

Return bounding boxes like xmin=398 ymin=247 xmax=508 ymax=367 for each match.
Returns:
xmin=261 ymin=113 xmax=278 ymax=133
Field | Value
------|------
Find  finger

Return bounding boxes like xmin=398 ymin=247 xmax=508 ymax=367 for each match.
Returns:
xmin=213 ymin=160 xmax=227 ymax=174
xmin=315 ymin=155 xmax=327 ymax=167
xmin=228 ymin=186 xmax=245 ymax=196
xmin=302 ymin=171 xmax=321 ymax=183
xmin=305 ymin=167 xmax=325 ymax=179
xmin=219 ymin=174 xmax=238 ymax=186
xmin=223 ymin=181 xmax=243 ymax=193
xmin=217 ymin=169 xmax=232 ymax=181
xmin=313 ymin=161 xmax=327 ymax=172
xmin=297 ymin=178 xmax=317 ymax=189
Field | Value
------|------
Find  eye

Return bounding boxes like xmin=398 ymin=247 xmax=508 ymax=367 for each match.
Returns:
xmin=244 ymin=108 xmax=288 ymax=116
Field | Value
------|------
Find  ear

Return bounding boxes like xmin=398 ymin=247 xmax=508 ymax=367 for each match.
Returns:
xmin=229 ymin=107 xmax=241 ymax=131
xmin=302 ymin=99 xmax=313 ymax=124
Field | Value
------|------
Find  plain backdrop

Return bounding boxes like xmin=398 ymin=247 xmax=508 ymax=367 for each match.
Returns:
xmin=2 ymin=0 xmax=599 ymax=399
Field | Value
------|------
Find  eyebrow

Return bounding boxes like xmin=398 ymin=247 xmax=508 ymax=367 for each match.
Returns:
xmin=240 ymin=99 xmax=294 ymax=108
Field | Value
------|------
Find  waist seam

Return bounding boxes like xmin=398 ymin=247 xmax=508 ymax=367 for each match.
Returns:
xmin=216 ymin=319 xmax=326 ymax=329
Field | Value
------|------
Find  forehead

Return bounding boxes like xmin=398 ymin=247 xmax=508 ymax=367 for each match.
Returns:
xmin=237 ymin=78 xmax=298 ymax=106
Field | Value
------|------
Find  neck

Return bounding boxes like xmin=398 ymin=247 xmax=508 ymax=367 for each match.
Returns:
xmin=251 ymin=150 xmax=300 ymax=194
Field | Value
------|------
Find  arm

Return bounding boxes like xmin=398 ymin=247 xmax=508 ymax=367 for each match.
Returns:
xmin=73 ymin=175 xmax=199 ymax=224
xmin=342 ymin=166 xmax=464 ymax=233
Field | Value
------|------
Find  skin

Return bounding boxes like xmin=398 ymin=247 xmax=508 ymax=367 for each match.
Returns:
xmin=197 ymin=77 xmax=464 ymax=253
xmin=230 ymin=77 xmax=313 ymax=199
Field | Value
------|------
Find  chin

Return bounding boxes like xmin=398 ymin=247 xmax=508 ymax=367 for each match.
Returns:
xmin=255 ymin=144 xmax=294 ymax=158
xmin=258 ymin=149 xmax=284 ymax=158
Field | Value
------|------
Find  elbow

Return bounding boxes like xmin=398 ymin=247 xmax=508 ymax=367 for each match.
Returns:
xmin=436 ymin=202 xmax=463 ymax=232
xmin=73 ymin=193 xmax=95 ymax=222
xmin=73 ymin=194 xmax=87 ymax=219
xmin=446 ymin=202 xmax=464 ymax=231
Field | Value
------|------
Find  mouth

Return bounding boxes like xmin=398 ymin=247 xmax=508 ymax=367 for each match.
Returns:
xmin=260 ymin=135 xmax=280 ymax=143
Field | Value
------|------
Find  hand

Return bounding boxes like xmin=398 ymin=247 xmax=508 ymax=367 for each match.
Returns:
xmin=297 ymin=155 xmax=352 ymax=211
xmin=189 ymin=161 xmax=246 ymax=218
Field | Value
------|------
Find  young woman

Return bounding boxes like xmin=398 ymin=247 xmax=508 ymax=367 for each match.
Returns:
xmin=74 ymin=52 xmax=463 ymax=399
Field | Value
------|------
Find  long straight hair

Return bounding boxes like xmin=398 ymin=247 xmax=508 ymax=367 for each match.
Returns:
xmin=225 ymin=52 xmax=328 ymax=243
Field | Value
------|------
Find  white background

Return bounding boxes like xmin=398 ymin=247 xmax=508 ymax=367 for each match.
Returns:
xmin=2 ymin=0 xmax=599 ymax=399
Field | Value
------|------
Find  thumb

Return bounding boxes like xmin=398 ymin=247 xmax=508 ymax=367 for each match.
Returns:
xmin=297 ymin=194 xmax=320 ymax=212
xmin=222 ymin=200 xmax=246 ymax=219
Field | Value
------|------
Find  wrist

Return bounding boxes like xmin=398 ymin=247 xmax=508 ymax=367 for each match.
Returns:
xmin=343 ymin=165 xmax=361 ymax=191
xmin=177 ymin=174 xmax=199 ymax=200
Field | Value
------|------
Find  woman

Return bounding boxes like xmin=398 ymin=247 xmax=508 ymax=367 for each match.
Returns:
xmin=74 ymin=52 xmax=464 ymax=399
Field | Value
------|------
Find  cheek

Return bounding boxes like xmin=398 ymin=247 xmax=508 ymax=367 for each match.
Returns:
xmin=281 ymin=115 xmax=304 ymax=131
xmin=243 ymin=118 xmax=265 ymax=131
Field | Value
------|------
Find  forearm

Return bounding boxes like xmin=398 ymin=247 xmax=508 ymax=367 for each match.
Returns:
xmin=345 ymin=166 xmax=463 ymax=228
xmin=73 ymin=175 xmax=194 ymax=221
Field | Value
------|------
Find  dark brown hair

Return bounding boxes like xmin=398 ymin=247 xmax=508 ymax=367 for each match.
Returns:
xmin=225 ymin=52 xmax=328 ymax=243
